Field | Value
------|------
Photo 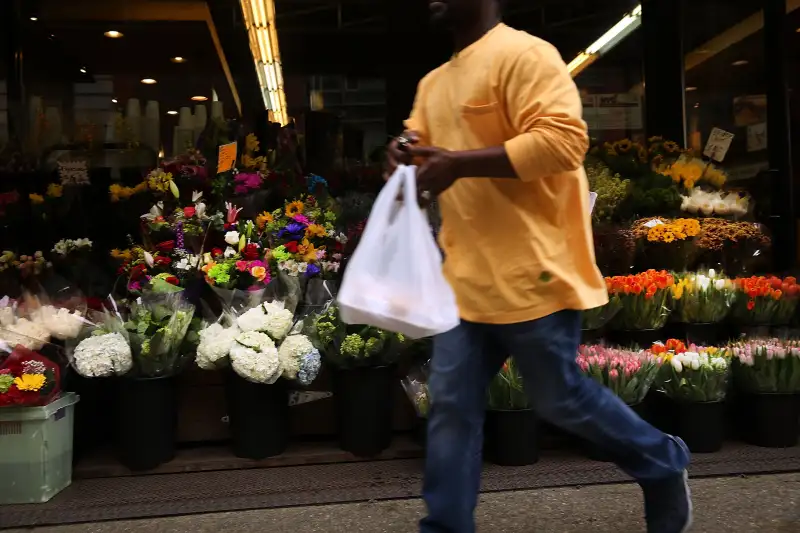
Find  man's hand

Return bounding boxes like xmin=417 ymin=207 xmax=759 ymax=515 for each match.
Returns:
xmin=384 ymin=131 xmax=420 ymax=180
xmin=406 ymin=146 xmax=461 ymax=197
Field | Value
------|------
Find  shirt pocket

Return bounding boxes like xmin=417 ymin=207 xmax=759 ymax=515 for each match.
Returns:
xmin=459 ymin=101 xmax=506 ymax=147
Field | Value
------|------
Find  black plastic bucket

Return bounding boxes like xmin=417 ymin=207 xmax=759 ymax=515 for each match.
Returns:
xmin=484 ymin=409 xmax=539 ymax=466
xmin=742 ymin=393 xmax=799 ymax=448
xmin=608 ymin=329 xmax=664 ymax=349
xmin=225 ymin=370 xmax=290 ymax=459
xmin=116 ymin=376 xmax=177 ymax=471
xmin=333 ymin=366 xmax=395 ymax=457
xmin=580 ymin=328 xmax=605 ymax=345
xmin=674 ymin=400 xmax=725 ymax=453
xmin=682 ymin=323 xmax=726 ymax=347
xmin=644 ymin=390 xmax=675 ymax=434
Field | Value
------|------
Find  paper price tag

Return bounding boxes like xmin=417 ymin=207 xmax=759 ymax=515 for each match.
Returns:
xmin=217 ymin=142 xmax=238 ymax=174
xmin=703 ymin=128 xmax=735 ymax=162
xmin=644 ymin=219 xmax=665 ymax=228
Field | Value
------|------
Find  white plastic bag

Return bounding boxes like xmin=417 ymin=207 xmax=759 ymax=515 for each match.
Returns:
xmin=338 ymin=165 xmax=460 ymax=338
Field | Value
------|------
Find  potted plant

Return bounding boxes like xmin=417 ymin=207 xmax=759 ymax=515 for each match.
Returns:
xmin=608 ymin=270 xmax=675 ymax=347
xmin=485 ymin=358 xmax=538 ymax=466
xmin=117 ymin=280 xmax=196 ymax=471
xmin=575 ymin=345 xmax=659 ymax=459
xmin=631 ymin=217 xmax=700 ymax=272
xmin=311 ymin=305 xmax=405 ymax=457
xmin=671 ymin=270 xmax=735 ymax=345
xmin=731 ymin=276 xmax=799 ymax=336
xmin=581 ymin=279 xmax=622 ymax=343
xmin=655 ymin=345 xmax=731 ymax=453
xmin=730 ymin=339 xmax=800 ymax=447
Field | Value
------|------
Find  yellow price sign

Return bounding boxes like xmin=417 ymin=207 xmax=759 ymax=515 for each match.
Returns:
xmin=217 ymin=142 xmax=238 ymax=174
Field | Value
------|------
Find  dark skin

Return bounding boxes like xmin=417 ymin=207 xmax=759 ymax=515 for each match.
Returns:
xmin=385 ymin=0 xmax=518 ymax=196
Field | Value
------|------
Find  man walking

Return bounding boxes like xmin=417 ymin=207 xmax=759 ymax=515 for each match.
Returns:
xmin=386 ymin=1 xmax=692 ymax=532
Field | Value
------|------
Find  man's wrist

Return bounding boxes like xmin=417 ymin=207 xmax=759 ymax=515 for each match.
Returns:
xmin=451 ymin=150 xmax=470 ymax=180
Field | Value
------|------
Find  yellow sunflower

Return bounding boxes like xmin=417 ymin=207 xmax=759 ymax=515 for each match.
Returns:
xmin=662 ymin=232 xmax=676 ymax=243
xmin=305 ymin=224 xmax=327 ymax=239
xmin=29 ymin=193 xmax=44 ymax=204
xmin=256 ymin=211 xmax=274 ymax=229
xmin=615 ymin=139 xmax=633 ymax=153
xmin=245 ymin=133 xmax=260 ymax=152
xmin=663 ymin=141 xmax=680 ymax=153
xmin=286 ymin=200 xmax=305 ymax=217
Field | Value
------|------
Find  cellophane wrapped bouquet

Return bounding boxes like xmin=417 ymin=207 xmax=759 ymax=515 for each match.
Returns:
xmin=576 ymin=345 xmax=659 ymax=405
xmin=650 ymin=339 xmax=731 ymax=403
xmin=671 ymin=270 xmax=735 ymax=324
xmin=731 ymin=276 xmax=800 ymax=326
xmin=402 ymin=360 xmax=430 ymax=418
xmin=195 ymin=299 xmax=321 ymax=386
xmin=730 ymin=338 xmax=800 ymax=394
xmin=309 ymin=305 xmax=405 ymax=369
xmin=609 ymin=270 xmax=675 ymax=330
xmin=123 ymin=279 xmax=196 ymax=377
xmin=67 ymin=300 xmax=133 ymax=378
xmin=0 ymin=345 xmax=61 ymax=407
xmin=581 ymin=277 xmax=622 ymax=331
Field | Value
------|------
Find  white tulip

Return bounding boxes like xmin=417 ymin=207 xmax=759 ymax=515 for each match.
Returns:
xmin=671 ymin=358 xmax=683 ymax=373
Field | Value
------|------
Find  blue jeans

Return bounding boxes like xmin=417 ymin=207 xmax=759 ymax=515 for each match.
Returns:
xmin=420 ymin=310 xmax=690 ymax=533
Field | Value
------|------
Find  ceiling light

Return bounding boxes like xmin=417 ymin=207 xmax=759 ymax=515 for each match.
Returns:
xmin=732 ymin=60 xmax=749 ymax=66
xmin=79 ymin=68 xmax=87 ymax=74
xmin=141 ymin=78 xmax=157 ymax=85
xmin=685 ymin=86 xmax=697 ymax=92
xmin=111 ymin=98 xmax=118 ymax=104
xmin=171 ymin=56 xmax=186 ymax=63
xmin=694 ymin=103 xmax=700 ymax=108
xmin=104 ymin=30 xmax=123 ymax=38
xmin=167 ymin=110 xmax=179 ymax=115
xmin=567 ymin=4 xmax=643 ymax=76
xmin=191 ymin=96 xmax=208 ymax=101
xmin=30 ymin=16 xmax=38 ymax=21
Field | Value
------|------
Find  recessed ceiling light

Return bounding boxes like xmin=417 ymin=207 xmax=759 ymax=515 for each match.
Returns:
xmin=686 ymin=86 xmax=697 ymax=92
xmin=171 ymin=56 xmax=186 ymax=63
xmin=191 ymin=96 xmax=208 ymax=101
xmin=141 ymin=78 xmax=157 ymax=85
xmin=167 ymin=110 xmax=178 ymax=115
xmin=79 ymin=68 xmax=87 ymax=74
xmin=694 ymin=103 xmax=700 ymax=108
xmin=111 ymin=98 xmax=118 ymax=104
xmin=104 ymin=30 xmax=123 ymax=38
xmin=30 ymin=16 xmax=38 ymax=21
xmin=732 ymin=60 xmax=749 ymax=66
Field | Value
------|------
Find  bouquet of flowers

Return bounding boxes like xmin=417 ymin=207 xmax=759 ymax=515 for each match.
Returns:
xmin=487 ymin=358 xmax=528 ymax=410
xmin=0 ymin=310 xmax=51 ymax=350
xmin=51 ymin=238 xmax=92 ymax=258
xmin=681 ymin=188 xmax=748 ymax=217
xmin=402 ymin=361 xmax=430 ymax=418
xmin=196 ymin=317 xmax=240 ymax=371
xmin=123 ymin=282 xmax=196 ymax=377
xmin=262 ymin=195 xmax=345 ymax=280
xmin=608 ymin=270 xmax=674 ymax=331
xmin=631 ymin=217 xmax=700 ymax=271
xmin=671 ymin=270 xmax=735 ymax=323
xmin=586 ymin=163 xmax=631 ymax=223
xmin=730 ymin=338 xmax=800 ymax=394
xmin=660 ymin=155 xmax=727 ymax=190
xmin=310 ymin=305 xmax=405 ymax=368
xmin=577 ymin=345 xmax=660 ymax=405
xmin=0 ymin=345 xmax=61 ymax=407
xmin=652 ymin=342 xmax=731 ymax=403
xmin=582 ymin=279 xmax=622 ymax=330
xmin=731 ymin=276 xmax=800 ymax=326
xmin=68 ymin=303 xmax=133 ymax=378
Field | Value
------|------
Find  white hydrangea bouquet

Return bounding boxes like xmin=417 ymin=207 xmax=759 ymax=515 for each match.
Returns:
xmin=195 ymin=300 xmax=321 ymax=386
xmin=67 ymin=304 xmax=133 ymax=378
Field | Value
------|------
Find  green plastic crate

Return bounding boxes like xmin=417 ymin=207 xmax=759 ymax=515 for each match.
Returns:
xmin=0 ymin=393 xmax=80 ymax=504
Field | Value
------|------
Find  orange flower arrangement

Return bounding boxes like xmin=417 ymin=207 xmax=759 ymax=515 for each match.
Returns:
xmin=732 ymin=276 xmax=800 ymax=326
xmin=608 ymin=270 xmax=675 ymax=331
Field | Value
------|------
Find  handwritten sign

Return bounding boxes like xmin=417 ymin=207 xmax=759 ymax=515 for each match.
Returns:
xmin=217 ymin=142 xmax=238 ymax=174
xmin=703 ymin=128 xmax=735 ymax=162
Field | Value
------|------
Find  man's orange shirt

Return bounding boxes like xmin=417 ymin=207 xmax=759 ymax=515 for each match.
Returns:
xmin=405 ymin=23 xmax=607 ymax=324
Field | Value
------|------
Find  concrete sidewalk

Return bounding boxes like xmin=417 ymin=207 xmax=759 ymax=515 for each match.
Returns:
xmin=9 ymin=473 xmax=799 ymax=533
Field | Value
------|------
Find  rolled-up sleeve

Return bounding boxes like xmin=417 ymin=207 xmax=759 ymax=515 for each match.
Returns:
xmin=403 ymin=77 xmax=431 ymax=146
xmin=503 ymin=43 xmax=589 ymax=182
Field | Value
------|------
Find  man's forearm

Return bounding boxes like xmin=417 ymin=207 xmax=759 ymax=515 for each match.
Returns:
xmin=453 ymin=146 xmax=519 ymax=179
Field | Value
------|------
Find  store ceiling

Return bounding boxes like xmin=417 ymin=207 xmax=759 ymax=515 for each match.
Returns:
xmin=19 ymin=0 xmax=252 ymax=119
